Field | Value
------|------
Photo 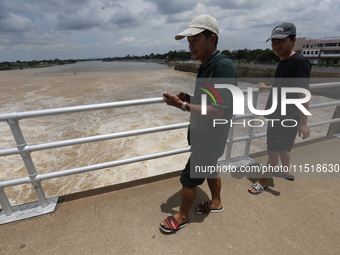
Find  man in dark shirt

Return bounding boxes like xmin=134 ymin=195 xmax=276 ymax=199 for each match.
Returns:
xmin=159 ymin=14 xmax=237 ymax=232
xmin=248 ymin=22 xmax=311 ymax=195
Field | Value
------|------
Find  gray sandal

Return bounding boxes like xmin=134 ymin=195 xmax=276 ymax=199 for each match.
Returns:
xmin=248 ymin=182 xmax=268 ymax=195
xmin=272 ymin=172 xmax=295 ymax=181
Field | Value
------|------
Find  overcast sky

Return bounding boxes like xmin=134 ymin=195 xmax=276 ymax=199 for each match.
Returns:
xmin=1 ymin=0 xmax=339 ymax=62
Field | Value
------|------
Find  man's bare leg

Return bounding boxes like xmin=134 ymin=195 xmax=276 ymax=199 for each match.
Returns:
xmin=279 ymin=151 xmax=292 ymax=175
xmin=248 ymin=150 xmax=279 ymax=193
xmin=161 ymin=185 xmax=195 ymax=228
xmin=206 ymin=176 xmax=223 ymax=209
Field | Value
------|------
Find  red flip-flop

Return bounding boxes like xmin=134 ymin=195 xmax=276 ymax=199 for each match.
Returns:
xmin=159 ymin=215 xmax=189 ymax=233
xmin=194 ymin=201 xmax=224 ymax=214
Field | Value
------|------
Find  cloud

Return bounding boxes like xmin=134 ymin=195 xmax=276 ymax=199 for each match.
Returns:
xmin=276 ymin=0 xmax=320 ymax=12
xmin=145 ymin=0 xmax=260 ymax=16
xmin=208 ymin=0 xmax=260 ymax=9
xmin=144 ymin=0 xmax=195 ymax=15
xmin=0 ymin=2 xmax=9 ymax=20
xmin=117 ymin=36 xmax=136 ymax=45
xmin=109 ymin=9 xmax=142 ymax=29
xmin=115 ymin=36 xmax=162 ymax=49
xmin=56 ymin=8 xmax=104 ymax=31
xmin=0 ymin=13 xmax=35 ymax=33
xmin=4 ymin=0 xmax=93 ymax=17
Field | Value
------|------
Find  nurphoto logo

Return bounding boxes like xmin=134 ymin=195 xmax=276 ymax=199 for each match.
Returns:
xmin=200 ymin=84 xmax=312 ymax=128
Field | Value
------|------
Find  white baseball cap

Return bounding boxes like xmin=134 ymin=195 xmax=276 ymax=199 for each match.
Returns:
xmin=175 ymin=14 xmax=219 ymax=40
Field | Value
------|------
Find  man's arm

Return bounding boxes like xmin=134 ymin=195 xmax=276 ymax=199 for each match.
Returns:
xmin=163 ymin=92 xmax=225 ymax=119
xmin=163 ymin=59 xmax=237 ymax=120
xmin=257 ymin=82 xmax=272 ymax=90
xmin=296 ymin=59 xmax=312 ymax=140
xmin=298 ymin=92 xmax=310 ymax=139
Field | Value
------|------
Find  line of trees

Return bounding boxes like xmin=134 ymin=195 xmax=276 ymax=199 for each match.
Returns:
xmin=1 ymin=48 xmax=279 ymax=71
xmin=221 ymin=49 xmax=280 ymax=63
xmin=0 ymin=59 xmax=77 ymax=70
xmin=103 ymin=50 xmax=192 ymax=62
xmin=103 ymin=48 xmax=280 ymax=64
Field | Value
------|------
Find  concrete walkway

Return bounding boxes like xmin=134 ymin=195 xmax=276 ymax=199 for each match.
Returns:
xmin=0 ymin=136 xmax=339 ymax=255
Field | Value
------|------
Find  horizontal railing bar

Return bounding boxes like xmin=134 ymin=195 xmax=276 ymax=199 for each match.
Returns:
xmin=0 ymin=97 xmax=164 ymax=121
xmin=0 ymin=148 xmax=18 ymax=157
xmin=251 ymin=132 xmax=267 ymax=139
xmin=310 ymin=101 xmax=340 ymax=109
xmin=227 ymin=132 xmax=266 ymax=144
xmin=309 ymin=117 xmax=340 ymax=127
xmin=0 ymin=122 xmax=189 ymax=157
xmin=0 ymin=177 xmax=31 ymax=189
xmin=234 ymin=113 xmax=254 ymax=120
xmin=309 ymin=82 xmax=340 ymax=89
xmin=0 ymin=147 xmax=190 ymax=189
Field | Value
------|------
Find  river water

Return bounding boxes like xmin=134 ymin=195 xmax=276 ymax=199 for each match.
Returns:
xmin=0 ymin=61 xmax=335 ymax=206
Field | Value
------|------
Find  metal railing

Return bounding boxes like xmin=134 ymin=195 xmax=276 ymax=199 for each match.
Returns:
xmin=237 ymin=63 xmax=340 ymax=73
xmin=1 ymin=82 xmax=340 ymax=224
xmin=223 ymin=82 xmax=340 ymax=167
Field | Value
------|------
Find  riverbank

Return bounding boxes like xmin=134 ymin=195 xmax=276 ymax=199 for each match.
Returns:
xmin=0 ymin=60 xmax=78 ymax=71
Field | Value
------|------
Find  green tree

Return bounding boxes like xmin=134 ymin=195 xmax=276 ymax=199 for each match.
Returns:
xmin=235 ymin=49 xmax=252 ymax=62
xmin=256 ymin=49 xmax=279 ymax=63
xmin=221 ymin=50 xmax=231 ymax=58
xmin=177 ymin=50 xmax=191 ymax=60
xmin=167 ymin=50 xmax=176 ymax=60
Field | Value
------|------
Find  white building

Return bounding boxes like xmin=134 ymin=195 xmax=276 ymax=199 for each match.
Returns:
xmin=294 ymin=37 xmax=340 ymax=65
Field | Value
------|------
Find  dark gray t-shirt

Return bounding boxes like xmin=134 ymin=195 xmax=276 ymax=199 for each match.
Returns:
xmin=189 ymin=51 xmax=238 ymax=158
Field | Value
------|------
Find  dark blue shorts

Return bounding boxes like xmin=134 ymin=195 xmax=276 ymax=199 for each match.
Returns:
xmin=266 ymin=118 xmax=300 ymax=152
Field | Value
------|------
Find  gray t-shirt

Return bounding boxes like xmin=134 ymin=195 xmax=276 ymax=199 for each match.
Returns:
xmin=189 ymin=51 xmax=238 ymax=158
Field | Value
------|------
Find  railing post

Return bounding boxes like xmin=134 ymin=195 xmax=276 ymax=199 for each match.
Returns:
xmin=219 ymin=89 xmax=258 ymax=169
xmin=243 ymin=88 xmax=259 ymax=159
xmin=224 ymin=118 xmax=235 ymax=165
xmin=7 ymin=118 xmax=49 ymax=208
xmin=327 ymin=105 xmax=340 ymax=136
xmin=0 ymin=188 xmax=14 ymax=216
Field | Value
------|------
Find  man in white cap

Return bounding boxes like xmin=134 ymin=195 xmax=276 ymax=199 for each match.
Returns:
xmin=248 ymin=22 xmax=311 ymax=195
xmin=160 ymin=14 xmax=238 ymax=233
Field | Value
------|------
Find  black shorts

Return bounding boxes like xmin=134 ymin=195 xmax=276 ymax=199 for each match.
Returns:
xmin=180 ymin=155 xmax=219 ymax=188
xmin=266 ymin=118 xmax=300 ymax=152
xmin=180 ymin=159 xmax=205 ymax=188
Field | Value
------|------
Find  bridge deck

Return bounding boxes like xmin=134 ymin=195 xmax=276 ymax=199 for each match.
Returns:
xmin=1 ymin=136 xmax=339 ymax=255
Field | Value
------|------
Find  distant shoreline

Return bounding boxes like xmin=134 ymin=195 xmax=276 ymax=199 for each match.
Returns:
xmin=102 ymin=59 xmax=168 ymax=64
